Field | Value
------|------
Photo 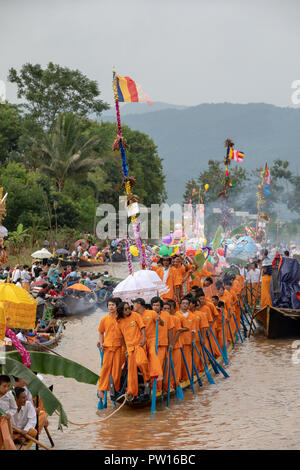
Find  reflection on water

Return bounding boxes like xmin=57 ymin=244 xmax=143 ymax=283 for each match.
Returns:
xmin=43 ymin=263 xmax=300 ymax=450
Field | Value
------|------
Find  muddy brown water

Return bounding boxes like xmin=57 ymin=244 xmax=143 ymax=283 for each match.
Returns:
xmin=41 ymin=263 xmax=300 ymax=450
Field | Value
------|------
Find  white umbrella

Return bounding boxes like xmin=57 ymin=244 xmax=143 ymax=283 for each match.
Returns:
xmin=112 ymin=269 xmax=169 ymax=303
xmin=31 ymin=248 xmax=53 ymax=259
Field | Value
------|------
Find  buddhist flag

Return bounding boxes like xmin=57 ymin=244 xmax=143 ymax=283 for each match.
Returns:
xmin=114 ymin=73 xmax=152 ymax=105
xmin=228 ymin=147 xmax=244 ymax=162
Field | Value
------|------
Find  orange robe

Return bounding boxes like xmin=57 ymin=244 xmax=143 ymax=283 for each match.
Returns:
xmin=169 ymin=313 xmax=184 ymax=386
xmin=116 ymin=312 xmax=149 ymax=397
xmin=157 ymin=310 xmax=174 ymax=391
xmin=152 ymin=265 xmax=182 ymax=301
xmin=98 ymin=313 xmax=125 ymax=392
xmin=261 ymin=274 xmax=272 ymax=308
xmin=141 ymin=309 xmax=163 ymax=379
xmin=176 ymin=310 xmax=197 ymax=381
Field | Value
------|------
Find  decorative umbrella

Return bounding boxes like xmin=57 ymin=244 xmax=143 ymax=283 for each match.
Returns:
xmin=0 ymin=283 xmax=37 ymax=330
xmin=74 ymin=239 xmax=89 ymax=249
xmin=56 ymin=248 xmax=69 ymax=255
xmin=112 ymin=269 xmax=169 ymax=303
xmin=66 ymin=283 xmax=91 ymax=292
xmin=31 ymin=248 xmax=53 ymax=259
xmin=89 ymin=245 xmax=98 ymax=257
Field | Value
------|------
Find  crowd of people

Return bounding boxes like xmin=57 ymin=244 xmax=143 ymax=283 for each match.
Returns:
xmin=97 ymin=253 xmax=247 ymax=401
xmin=0 ymin=374 xmax=48 ymax=450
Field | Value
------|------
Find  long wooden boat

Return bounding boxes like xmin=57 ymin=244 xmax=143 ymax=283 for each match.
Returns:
xmin=255 ymin=305 xmax=300 ymax=339
xmin=108 ymin=342 xmax=235 ymax=409
xmin=5 ymin=321 xmax=65 ymax=352
xmin=58 ymin=292 xmax=98 ymax=316
xmin=78 ymin=258 xmax=106 ymax=267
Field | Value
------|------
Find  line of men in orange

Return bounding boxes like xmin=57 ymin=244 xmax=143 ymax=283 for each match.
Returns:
xmin=97 ymin=255 xmax=245 ymax=400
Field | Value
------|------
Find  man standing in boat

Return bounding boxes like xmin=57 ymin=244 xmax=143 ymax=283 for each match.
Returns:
xmin=97 ymin=298 xmax=125 ymax=400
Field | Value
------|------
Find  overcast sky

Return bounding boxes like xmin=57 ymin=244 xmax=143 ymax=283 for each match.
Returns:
xmin=1 ymin=0 xmax=299 ymax=107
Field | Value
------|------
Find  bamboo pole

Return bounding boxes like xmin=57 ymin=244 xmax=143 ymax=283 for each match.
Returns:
xmin=12 ymin=425 xmax=52 ymax=451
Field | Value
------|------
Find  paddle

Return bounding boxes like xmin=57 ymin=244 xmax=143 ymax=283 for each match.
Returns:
xmin=97 ymin=346 xmax=107 ymax=410
xmin=202 ymin=344 xmax=230 ymax=378
xmin=205 ymin=331 xmax=219 ymax=375
xmin=209 ymin=327 xmax=229 ymax=366
xmin=240 ymin=312 xmax=248 ymax=339
xmin=232 ymin=312 xmax=243 ymax=343
xmin=227 ymin=319 xmax=235 ymax=348
xmin=196 ymin=331 xmax=215 ymax=384
xmin=167 ymin=350 xmax=171 ymax=407
xmin=191 ymin=341 xmax=202 ymax=388
xmin=12 ymin=425 xmax=52 ymax=451
xmin=180 ymin=347 xmax=195 ymax=393
xmin=161 ymin=352 xmax=168 ymax=407
xmin=221 ymin=307 xmax=228 ymax=364
xmin=170 ymin=350 xmax=184 ymax=401
xmin=151 ymin=317 xmax=159 ymax=414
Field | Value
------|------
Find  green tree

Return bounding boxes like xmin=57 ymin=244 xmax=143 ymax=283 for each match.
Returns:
xmin=38 ymin=113 xmax=103 ymax=192
xmin=8 ymin=62 xmax=109 ymax=129
xmin=0 ymin=102 xmax=23 ymax=165
xmin=183 ymin=159 xmax=249 ymax=204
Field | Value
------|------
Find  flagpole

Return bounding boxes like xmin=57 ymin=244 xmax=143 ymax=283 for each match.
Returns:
xmin=112 ymin=70 xmax=147 ymax=271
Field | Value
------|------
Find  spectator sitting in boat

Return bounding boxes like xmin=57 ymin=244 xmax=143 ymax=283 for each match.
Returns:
xmin=83 ymin=249 xmax=90 ymax=258
xmin=34 ymin=308 xmax=58 ymax=334
xmin=12 ymin=387 xmax=37 ymax=445
xmin=85 ymin=275 xmax=96 ymax=290
xmin=13 ymin=378 xmax=33 ymax=404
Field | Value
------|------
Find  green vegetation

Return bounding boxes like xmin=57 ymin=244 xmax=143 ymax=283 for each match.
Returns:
xmin=0 ymin=63 xmax=166 ymax=246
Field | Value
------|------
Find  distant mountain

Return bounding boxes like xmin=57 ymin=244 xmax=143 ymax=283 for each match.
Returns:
xmin=101 ymin=102 xmax=300 ymax=203
xmin=102 ymin=101 xmax=188 ymax=117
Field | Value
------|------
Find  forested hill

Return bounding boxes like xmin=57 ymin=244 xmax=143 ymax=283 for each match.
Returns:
xmin=102 ymin=102 xmax=300 ymax=203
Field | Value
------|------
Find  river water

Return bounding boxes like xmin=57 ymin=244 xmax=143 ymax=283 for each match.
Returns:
xmin=43 ymin=263 xmax=300 ymax=450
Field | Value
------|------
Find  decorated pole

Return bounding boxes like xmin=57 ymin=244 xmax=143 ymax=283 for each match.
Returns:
xmin=112 ymin=71 xmax=147 ymax=272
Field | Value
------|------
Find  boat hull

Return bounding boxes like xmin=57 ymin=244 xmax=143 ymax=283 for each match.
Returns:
xmin=255 ymin=305 xmax=300 ymax=339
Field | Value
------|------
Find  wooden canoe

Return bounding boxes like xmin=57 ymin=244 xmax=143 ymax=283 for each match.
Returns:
xmin=254 ymin=305 xmax=300 ymax=339
xmin=5 ymin=321 xmax=65 ymax=352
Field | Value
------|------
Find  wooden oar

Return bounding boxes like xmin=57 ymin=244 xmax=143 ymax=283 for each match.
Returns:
xmin=191 ymin=342 xmax=202 ymax=388
xmin=227 ymin=319 xmax=235 ymax=348
xmin=202 ymin=345 xmax=230 ymax=378
xmin=232 ymin=313 xmax=243 ymax=343
xmin=44 ymin=426 xmax=55 ymax=448
xmin=196 ymin=331 xmax=215 ymax=385
xmin=12 ymin=425 xmax=52 ymax=451
xmin=209 ymin=327 xmax=229 ymax=366
xmin=151 ymin=317 xmax=159 ymax=414
xmin=221 ymin=307 xmax=228 ymax=364
xmin=97 ymin=347 xmax=107 ymax=410
xmin=206 ymin=331 xmax=219 ymax=374
xmin=170 ymin=350 xmax=184 ymax=401
xmin=180 ymin=347 xmax=195 ymax=393
xmin=167 ymin=350 xmax=171 ymax=407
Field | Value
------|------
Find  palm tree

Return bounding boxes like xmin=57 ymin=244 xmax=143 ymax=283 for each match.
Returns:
xmin=39 ymin=113 xmax=102 ymax=192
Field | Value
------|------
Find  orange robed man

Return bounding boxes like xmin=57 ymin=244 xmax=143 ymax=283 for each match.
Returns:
xmin=133 ymin=298 xmax=163 ymax=380
xmin=176 ymin=298 xmax=197 ymax=382
xmin=115 ymin=302 xmax=150 ymax=398
xmin=150 ymin=296 xmax=174 ymax=392
xmin=97 ymin=298 xmax=125 ymax=399
xmin=152 ymin=256 xmax=182 ymax=302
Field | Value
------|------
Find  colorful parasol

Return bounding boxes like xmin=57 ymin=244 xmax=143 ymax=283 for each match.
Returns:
xmin=74 ymin=239 xmax=89 ymax=249
xmin=0 ymin=283 xmax=37 ymax=330
xmin=66 ymin=283 xmax=91 ymax=292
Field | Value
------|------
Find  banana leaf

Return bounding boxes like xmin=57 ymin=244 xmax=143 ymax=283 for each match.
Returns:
xmin=1 ymin=357 xmax=68 ymax=429
xmin=212 ymin=226 xmax=223 ymax=251
xmin=5 ymin=351 xmax=99 ymax=385
xmin=230 ymin=225 xmax=246 ymax=237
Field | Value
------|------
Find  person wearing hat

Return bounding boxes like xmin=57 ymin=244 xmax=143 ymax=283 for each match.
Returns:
xmin=152 ymin=256 xmax=182 ymax=302
xmin=133 ymin=298 xmax=164 ymax=382
xmin=261 ymin=258 xmax=272 ymax=308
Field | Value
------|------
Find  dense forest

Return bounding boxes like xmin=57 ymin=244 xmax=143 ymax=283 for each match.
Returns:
xmin=0 ymin=63 xmax=166 ymax=245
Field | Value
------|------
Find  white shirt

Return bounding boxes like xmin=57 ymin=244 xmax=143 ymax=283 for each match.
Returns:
xmin=246 ymin=268 xmax=260 ymax=284
xmin=163 ymin=267 xmax=170 ymax=284
xmin=21 ymin=270 xmax=31 ymax=282
xmin=16 ymin=332 xmax=28 ymax=343
xmin=12 ymin=401 xmax=37 ymax=432
xmin=12 ymin=268 xmax=21 ymax=282
xmin=0 ymin=391 xmax=18 ymax=416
